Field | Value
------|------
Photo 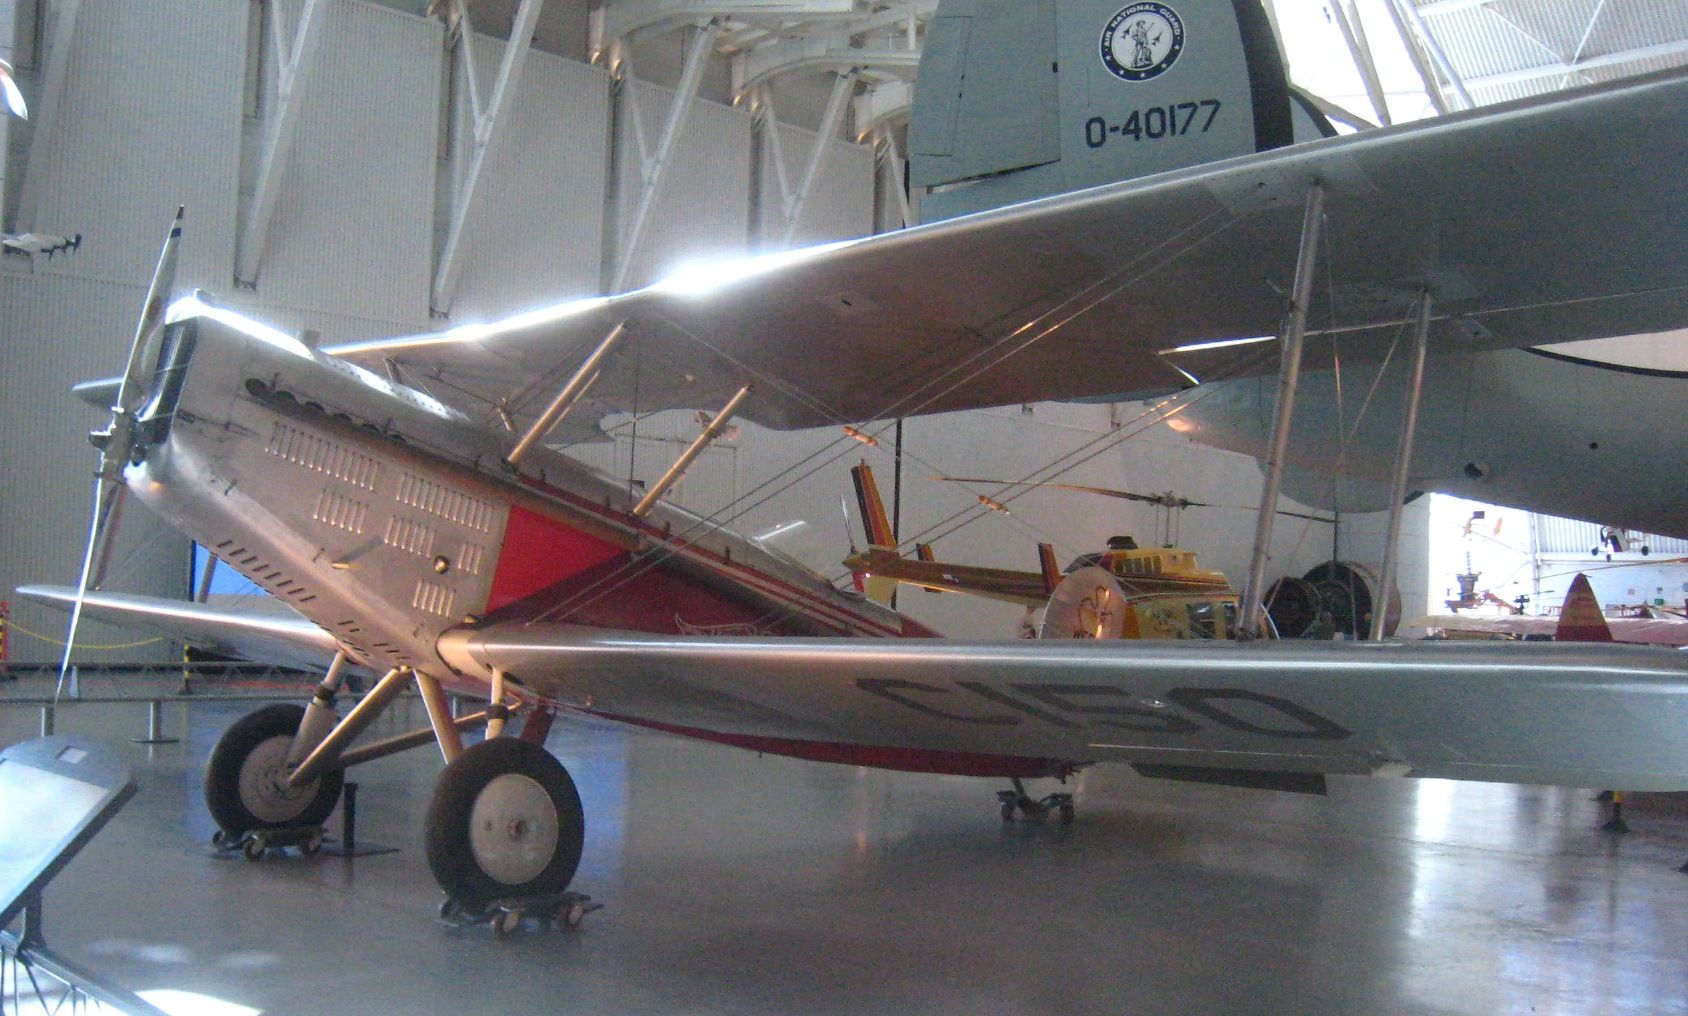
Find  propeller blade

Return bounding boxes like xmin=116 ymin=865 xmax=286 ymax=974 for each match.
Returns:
xmin=86 ymin=482 xmax=130 ymax=591
xmin=116 ymin=205 xmax=184 ymax=413
xmin=931 ymin=476 xmax=1192 ymax=507
xmin=59 ymin=207 xmax=184 ymax=699
xmin=56 ymin=472 xmax=112 ymax=699
xmin=932 ymin=475 xmax=1334 ymax=523
xmin=0 ymin=58 xmax=27 ymax=119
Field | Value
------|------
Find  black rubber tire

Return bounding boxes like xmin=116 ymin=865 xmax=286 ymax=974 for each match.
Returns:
xmin=425 ymin=738 xmax=584 ymax=910
xmin=205 ymin=703 xmax=344 ymax=835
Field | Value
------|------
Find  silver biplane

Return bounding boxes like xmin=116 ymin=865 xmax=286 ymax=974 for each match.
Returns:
xmin=21 ymin=1 xmax=1688 ymax=921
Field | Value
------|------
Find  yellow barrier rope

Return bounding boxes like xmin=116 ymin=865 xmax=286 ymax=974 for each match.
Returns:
xmin=6 ymin=620 xmax=165 ymax=651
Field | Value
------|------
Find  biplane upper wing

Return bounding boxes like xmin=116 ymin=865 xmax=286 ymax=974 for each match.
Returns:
xmin=329 ymin=68 xmax=1688 ymax=434
xmin=438 ymin=623 xmax=1688 ymax=791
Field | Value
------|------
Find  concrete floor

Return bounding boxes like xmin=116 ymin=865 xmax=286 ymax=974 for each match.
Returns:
xmin=3 ymin=688 xmax=1687 ymax=1016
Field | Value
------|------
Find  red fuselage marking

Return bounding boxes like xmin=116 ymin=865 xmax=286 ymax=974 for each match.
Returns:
xmin=511 ymin=474 xmax=941 ymax=639
xmin=487 ymin=505 xmax=625 ymax=613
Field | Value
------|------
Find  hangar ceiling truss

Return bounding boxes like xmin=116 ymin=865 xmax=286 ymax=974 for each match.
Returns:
xmin=237 ymin=0 xmax=331 ymax=287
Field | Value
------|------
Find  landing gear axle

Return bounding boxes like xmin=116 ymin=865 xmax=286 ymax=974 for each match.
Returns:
xmin=998 ymin=777 xmax=1074 ymax=824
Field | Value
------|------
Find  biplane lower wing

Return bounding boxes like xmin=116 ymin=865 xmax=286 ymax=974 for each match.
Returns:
xmin=20 ymin=585 xmax=346 ymax=674
xmin=25 ymin=586 xmax=1688 ymax=789
xmin=439 ymin=624 xmax=1688 ymax=791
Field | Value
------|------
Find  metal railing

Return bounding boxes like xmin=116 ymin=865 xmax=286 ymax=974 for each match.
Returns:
xmin=0 ymin=661 xmax=337 ymax=742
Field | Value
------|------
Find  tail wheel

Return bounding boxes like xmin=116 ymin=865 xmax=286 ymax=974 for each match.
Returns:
xmin=205 ymin=703 xmax=343 ymax=834
xmin=425 ymin=738 xmax=584 ymax=909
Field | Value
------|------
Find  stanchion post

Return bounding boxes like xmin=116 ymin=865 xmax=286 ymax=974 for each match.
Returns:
xmin=342 ymin=782 xmax=359 ymax=854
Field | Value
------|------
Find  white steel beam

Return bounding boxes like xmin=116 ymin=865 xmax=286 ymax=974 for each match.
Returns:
xmin=612 ymin=19 xmax=720 ymax=292
xmin=722 ymin=1 xmax=936 ymax=51
xmin=1328 ymin=0 xmax=1391 ymax=125
xmin=591 ymin=0 xmax=853 ymax=58
xmin=781 ymin=69 xmax=854 ymax=245
xmin=1380 ymin=0 xmax=1451 ymax=115
xmin=235 ymin=0 xmax=331 ymax=286
xmin=1416 ymin=0 xmax=1501 ymax=16
xmin=878 ymin=127 xmax=911 ymax=229
xmin=14 ymin=0 xmax=82 ymax=232
xmin=735 ymin=39 xmax=917 ymax=95
xmin=431 ymin=0 xmax=545 ymax=313
xmin=1462 ymin=38 xmax=1688 ymax=91
xmin=1300 ymin=91 xmax=1376 ymax=131
xmin=1391 ymin=0 xmax=1474 ymax=109
xmin=757 ymin=87 xmax=794 ymax=220
xmin=853 ymin=79 xmax=910 ymax=138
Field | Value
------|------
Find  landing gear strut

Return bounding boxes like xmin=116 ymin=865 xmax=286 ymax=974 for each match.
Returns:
xmin=998 ymin=777 xmax=1074 ymax=824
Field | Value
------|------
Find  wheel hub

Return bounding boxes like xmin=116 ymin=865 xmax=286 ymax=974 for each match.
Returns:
xmin=238 ymin=735 xmax=318 ymax=823
xmin=469 ymin=773 xmax=559 ymax=886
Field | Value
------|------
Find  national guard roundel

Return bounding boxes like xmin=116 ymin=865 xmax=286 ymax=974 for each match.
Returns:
xmin=1100 ymin=3 xmax=1185 ymax=82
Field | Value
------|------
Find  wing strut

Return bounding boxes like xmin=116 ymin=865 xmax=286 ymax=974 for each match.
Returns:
xmin=506 ymin=320 xmax=628 ymax=466
xmin=1370 ymin=289 xmax=1432 ymax=640
xmin=1239 ymin=182 xmax=1326 ymax=637
xmin=632 ymin=385 xmax=752 ymax=517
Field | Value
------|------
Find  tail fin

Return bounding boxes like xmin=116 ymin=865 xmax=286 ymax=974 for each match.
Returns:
xmin=1554 ymin=574 xmax=1614 ymax=643
xmin=847 ymin=461 xmax=901 ymax=606
xmin=1038 ymin=543 xmax=1061 ymax=596
xmin=910 ymin=0 xmax=1294 ymax=223
xmin=850 ymin=461 xmax=896 ymax=548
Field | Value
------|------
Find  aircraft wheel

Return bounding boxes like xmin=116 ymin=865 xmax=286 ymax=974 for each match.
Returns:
xmin=205 ymin=704 xmax=343 ymax=835
xmin=425 ymin=738 xmax=584 ymax=911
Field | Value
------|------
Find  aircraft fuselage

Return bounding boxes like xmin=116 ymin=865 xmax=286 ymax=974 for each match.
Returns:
xmin=127 ymin=308 xmax=928 ymax=700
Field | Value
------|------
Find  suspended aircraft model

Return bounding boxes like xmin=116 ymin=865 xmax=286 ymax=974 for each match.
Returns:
xmin=2 ymin=231 xmax=82 ymax=264
xmin=21 ymin=2 xmax=1688 ymax=925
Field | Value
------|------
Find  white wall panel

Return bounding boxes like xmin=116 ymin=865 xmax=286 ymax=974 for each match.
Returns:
xmin=613 ymin=81 xmax=751 ymax=290
xmin=248 ymin=0 xmax=440 ymax=328
xmin=22 ymin=0 xmax=245 ymax=290
xmin=446 ymin=40 xmax=611 ymax=323
xmin=754 ymin=123 xmax=874 ymax=250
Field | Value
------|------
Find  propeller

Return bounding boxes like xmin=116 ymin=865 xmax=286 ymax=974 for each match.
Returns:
xmin=0 ymin=58 xmax=27 ymax=119
xmin=57 ymin=206 xmax=184 ymax=697
xmin=930 ymin=476 xmax=1335 ymax=523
